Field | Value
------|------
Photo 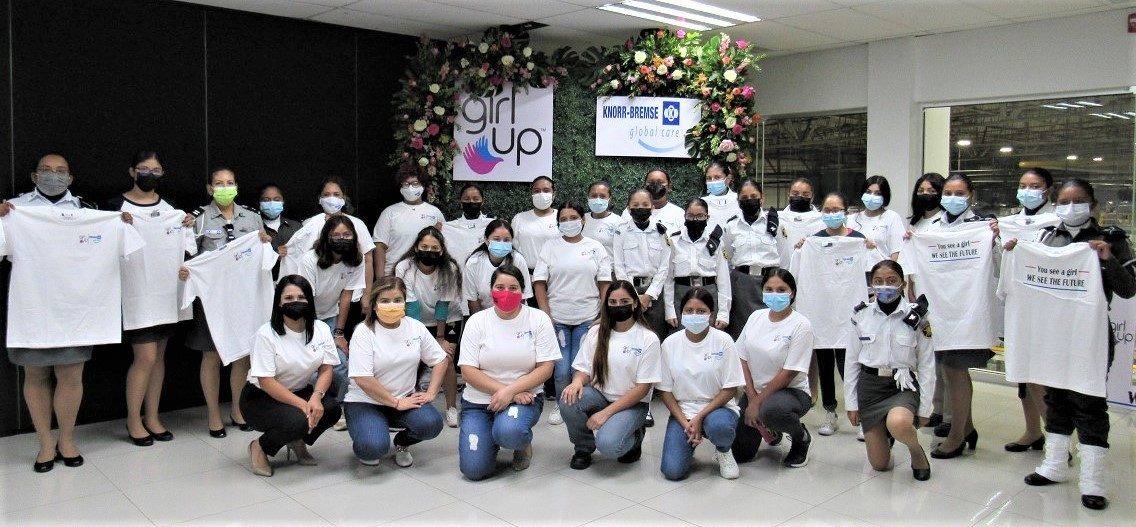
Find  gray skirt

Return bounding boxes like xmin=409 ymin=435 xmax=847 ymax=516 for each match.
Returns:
xmin=727 ymin=270 xmax=764 ymax=339
xmin=124 ymin=323 xmax=178 ymax=345
xmin=935 ymin=348 xmax=994 ymax=369
xmin=184 ymin=300 xmax=218 ymax=352
xmin=857 ymin=369 xmax=919 ymax=432
xmin=8 ymin=346 xmax=93 ymax=367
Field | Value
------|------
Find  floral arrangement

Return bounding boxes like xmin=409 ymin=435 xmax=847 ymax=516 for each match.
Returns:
xmin=587 ymin=29 xmax=763 ymax=175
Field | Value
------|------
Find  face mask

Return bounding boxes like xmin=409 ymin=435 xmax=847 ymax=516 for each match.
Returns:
xmin=646 ymin=182 xmax=667 ymax=200
xmin=685 ymin=219 xmax=707 ymax=239
xmin=788 ymin=196 xmax=811 ymax=213
xmin=606 ymin=304 xmax=635 ymax=323
xmin=260 ymin=201 xmax=284 ymax=219
xmin=1055 ymin=203 xmax=1092 ymax=226
xmin=491 ymin=289 xmax=523 ymax=312
xmin=763 ymin=292 xmax=792 ymax=313
xmin=532 ymin=192 xmax=554 ymax=210
xmin=916 ymin=194 xmax=940 ymax=209
xmin=488 ymin=240 xmax=512 ymax=258
xmin=681 ymin=313 xmax=710 ymax=334
xmin=706 ymin=180 xmax=728 ymax=196
xmin=739 ymin=198 xmax=762 ymax=217
xmin=401 ymin=185 xmax=424 ymax=202
xmin=558 ymin=219 xmax=583 ymax=238
xmin=212 ymin=185 xmax=238 ymax=207
xmin=588 ymin=198 xmax=609 ymax=214
xmin=861 ymin=193 xmax=884 ymax=211
xmin=1017 ymin=189 xmax=1047 ymax=210
xmin=629 ymin=207 xmax=652 ymax=225
xmin=35 ymin=170 xmax=71 ymax=197
xmin=873 ymin=286 xmax=902 ymax=304
xmin=416 ymin=250 xmax=443 ymax=266
xmin=281 ymin=301 xmax=307 ymax=320
xmin=940 ymin=195 xmax=969 ymax=216
xmin=376 ymin=303 xmax=405 ymax=325
xmin=461 ymin=201 xmax=482 ymax=218
xmin=320 ymin=196 xmax=345 ymax=214
xmin=821 ymin=212 xmax=846 ymax=230
xmin=135 ymin=172 xmax=160 ymax=193
xmin=329 ymin=239 xmax=354 ymax=253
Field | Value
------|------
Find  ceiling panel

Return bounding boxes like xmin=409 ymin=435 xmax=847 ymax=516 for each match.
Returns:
xmin=778 ymin=7 xmax=918 ymax=41
xmin=309 ymin=7 xmax=468 ymax=37
xmin=959 ymin=0 xmax=1109 ymax=19
xmin=348 ymin=0 xmax=525 ymax=28
xmin=728 ymin=20 xmax=842 ymax=52
xmin=528 ymin=25 xmax=621 ymax=51
xmin=182 ymin=0 xmax=333 ymax=18
xmin=854 ymin=0 xmax=1003 ymax=32
xmin=431 ymin=0 xmax=588 ymax=20
xmin=730 ymin=0 xmax=844 ymax=20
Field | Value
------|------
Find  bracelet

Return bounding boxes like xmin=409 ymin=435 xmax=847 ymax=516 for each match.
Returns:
xmin=313 ymin=389 xmax=326 ymax=398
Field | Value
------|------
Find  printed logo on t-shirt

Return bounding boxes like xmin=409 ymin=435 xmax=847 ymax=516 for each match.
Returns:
xmin=404 ymin=335 xmax=422 ymax=347
xmin=620 ymin=345 xmax=644 ymax=356
xmin=703 ymin=349 xmax=725 ymax=361
xmin=233 ymin=247 xmax=254 ymax=261
xmin=165 ymin=226 xmax=184 ymax=236
xmin=340 ymin=269 xmax=357 ymax=280
xmin=515 ymin=330 xmax=534 ymax=340
xmin=311 ymin=341 xmax=335 ymax=355
xmin=773 ymin=334 xmax=793 ymax=343
xmin=927 ymin=239 xmax=983 ymax=263
xmin=78 ymin=234 xmax=103 ymax=245
xmin=833 ymin=255 xmax=856 ymax=266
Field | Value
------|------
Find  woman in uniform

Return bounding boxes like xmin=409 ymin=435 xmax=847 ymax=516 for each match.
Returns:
xmin=702 ymin=160 xmax=741 ymax=231
xmin=581 ymin=180 xmax=623 ymax=259
xmin=666 ymin=198 xmax=731 ymax=332
xmin=848 ymin=175 xmax=905 ymax=260
xmin=845 ymin=260 xmax=935 ymax=481
xmin=613 ymin=188 xmax=673 ymax=336
xmin=258 ymin=183 xmax=301 ymax=267
xmin=721 ymin=178 xmax=779 ymax=339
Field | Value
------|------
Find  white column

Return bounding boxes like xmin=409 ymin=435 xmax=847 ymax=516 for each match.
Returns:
xmin=865 ymin=38 xmax=921 ymax=218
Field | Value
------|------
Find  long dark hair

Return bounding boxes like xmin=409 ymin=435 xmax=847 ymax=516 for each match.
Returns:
xmin=909 ymin=172 xmax=945 ymax=224
xmin=365 ymin=276 xmax=408 ymax=330
xmin=468 ymin=218 xmax=516 ymax=267
xmin=861 ymin=175 xmax=891 ymax=207
xmin=271 ymin=275 xmax=317 ymax=343
xmin=591 ymin=280 xmax=651 ymax=389
xmin=320 ymin=176 xmax=356 ymax=215
xmin=315 ymin=214 xmax=362 ymax=269
xmin=396 ymin=226 xmax=462 ymax=297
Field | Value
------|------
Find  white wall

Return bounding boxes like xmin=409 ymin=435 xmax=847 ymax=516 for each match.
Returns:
xmin=754 ymin=45 xmax=868 ymax=117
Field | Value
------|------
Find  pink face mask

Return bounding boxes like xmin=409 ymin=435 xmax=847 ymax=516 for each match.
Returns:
xmin=491 ymin=289 xmax=523 ymax=312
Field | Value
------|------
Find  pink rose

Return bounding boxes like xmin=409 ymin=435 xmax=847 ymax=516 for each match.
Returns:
xmin=676 ymin=29 xmax=686 ymax=39
xmin=410 ymin=137 xmax=424 ymax=150
xmin=604 ymin=64 xmax=613 ymax=72
xmin=490 ymin=76 xmax=503 ymax=86
xmin=731 ymin=87 xmax=741 ymax=96
xmin=736 ymin=39 xmax=748 ymax=50
xmin=719 ymin=139 xmax=736 ymax=153
xmin=708 ymin=124 xmax=717 ymax=132
xmin=710 ymin=102 xmax=721 ymax=112
xmin=683 ymin=58 xmax=693 ymax=67
xmin=447 ymin=116 xmax=455 ymax=124
xmin=742 ymin=86 xmax=755 ymax=99
xmin=500 ymin=35 xmax=512 ymax=48
xmin=639 ymin=65 xmax=651 ymax=75
xmin=427 ymin=123 xmax=440 ymax=136
xmin=732 ymin=124 xmax=743 ymax=135
xmin=722 ymin=55 xmax=731 ymax=65
xmin=735 ymin=106 xmax=746 ymax=116
xmin=481 ymin=62 xmax=490 ymax=71
xmin=701 ymin=86 xmax=711 ymax=97
xmin=664 ymin=56 xmax=674 ymax=67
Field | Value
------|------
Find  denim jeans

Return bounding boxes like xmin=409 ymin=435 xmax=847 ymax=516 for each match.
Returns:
xmin=318 ymin=316 xmax=349 ymax=403
xmin=458 ymin=397 xmax=543 ymax=480
xmin=559 ymin=385 xmax=647 ymax=458
xmin=553 ymin=321 xmax=592 ymax=394
xmin=342 ymin=402 xmax=443 ymax=463
xmin=660 ymin=407 xmax=738 ymax=480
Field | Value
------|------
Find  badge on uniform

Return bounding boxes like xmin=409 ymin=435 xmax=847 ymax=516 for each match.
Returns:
xmin=922 ymin=324 xmax=933 ymax=338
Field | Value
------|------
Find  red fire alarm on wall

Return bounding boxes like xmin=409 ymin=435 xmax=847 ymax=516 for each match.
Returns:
xmin=1129 ymin=12 xmax=1136 ymax=33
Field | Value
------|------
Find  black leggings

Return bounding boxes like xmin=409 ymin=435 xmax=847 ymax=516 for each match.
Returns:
xmin=816 ymin=348 xmax=846 ymax=412
xmin=240 ymin=383 xmax=342 ymax=456
xmin=1044 ymin=387 xmax=1109 ymax=448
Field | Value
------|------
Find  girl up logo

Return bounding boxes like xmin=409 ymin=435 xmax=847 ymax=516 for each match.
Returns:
xmin=454 ymin=82 xmax=554 ymax=183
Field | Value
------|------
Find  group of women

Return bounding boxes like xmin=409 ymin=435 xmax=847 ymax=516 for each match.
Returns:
xmin=1 ymin=153 xmax=1125 ymax=511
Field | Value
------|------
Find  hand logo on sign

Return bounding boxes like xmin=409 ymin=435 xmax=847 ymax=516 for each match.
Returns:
xmin=462 ymin=137 xmax=504 ymax=175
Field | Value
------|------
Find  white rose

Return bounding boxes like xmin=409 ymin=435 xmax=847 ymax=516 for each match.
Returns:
xmin=725 ymin=116 xmax=737 ymax=128
xmin=526 ymin=62 xmax=535 ymax=70
xmin=671 ymin=69 xmax=683 ymax=80
xmin=412 ymin=120 xmax=428 ymax=132
xmin=434 ymin=106 xmax=445 ymax=116
xmin=478 ymin=42 xmax=489 ymax=54
xmin=679 ymin=46 xmax=687 ymax=58
xmin=723 ymin=69 xmax=738 ymax=82
xmin=523 ymin=47 xmax=532 ymax=58
xmin=656 ymin=65 xmax=668 ymax=75
xmin=610 ymin=79 xmax=620 ymax=89
xmin=460 ymin=58 xmax=470 ymax=68
xmin=726 ymin=153 xmax=737 ymax=162
xmin=501 ymin=55 xmax=515 ymax=67
xmin=418 ymin=157 xmax=429 ymax=167
xmin=428 ymin=83 xmax=440 ymax=94
xmin=634 ymin=51 xmax=647 ymax=64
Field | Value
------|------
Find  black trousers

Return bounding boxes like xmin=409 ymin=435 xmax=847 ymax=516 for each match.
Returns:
xmin=240 ymin=383 xmax=342 ymax=456
xmin=1043 ymin=387 xmax=1110 ymax=448
xmin=816 ymin=348 xmax=846 ymax=412
xmin=732 ymin=390 xmax=812 ymax=463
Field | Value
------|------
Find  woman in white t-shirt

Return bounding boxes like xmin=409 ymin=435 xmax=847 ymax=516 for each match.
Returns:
xmin=848 ymin=175 xmax=905 ymax=260
xmin=559 ymin=280 xmax=662 ymax=470
xmin=658 ymin=287 xmax=745 ymax=481
xmin=732 ymin=269 xmax=815 ymax=468
xmin=305 ymin=177 xmax=376 ymax=300
xmin=510 ymin=176 xmax=559 ymax=278
xmin=240 ymin=275 xmax=341 ymax=477
xmin=343 ymin=276 xmax=449 ymax=467
xmin=463 ymin=219 xmax=533 ymax=314
xmin=393 ymin=226 xmax=463 ymax=427
xmin=443 ymin=183 xmax=494 ymax=274
xmin=534 ymin=202 xmax=613 ymax=426
xmin=457 ymin=265 xmax=559 ymax=480
xmin=581 ymin=180 xmax=623 ymax=259
xmin=372 ymin=163 xmax=445 ymax=277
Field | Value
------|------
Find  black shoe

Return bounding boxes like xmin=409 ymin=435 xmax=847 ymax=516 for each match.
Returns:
xmin=1024 ymin=472 xmax=1058 ymax=486
xmin=617 ymin=443 xmax=642 ymax=463
xmin=33 ymin=456 xmax=54 ymax=473
xmin=1081 ymin=495 xmax=1108 ymax=510
xmin=912 ymin=449 xmax=931 ymax=481
xmin=230 ymin=416 xmax=252 ymax=432
xmin=644 ymin=411 xmax=654 ymax=428
xmin=1005 ymin=436 xmax=1043 ymax=452
xmin=570 ymin=451 xmax=592 ymax=470
xmin=55 ymin=449 xmax=84 ymax=468
xmin=926 ymin=413 xmax=943 ymax=428
xmin=783 ymin=426 xmax=811 ymax=468
xmin=144 ymin=423 xmax=174 ymax=442
xmin=933 ymin=421 xmax=951 ymax=438
xmin=931 ymin=429 xmax=978 ymax=459
xmin=209 ymin=427 xmax=227 ymax=438
xmin=128 ymin=427 xmax=154 ymax=447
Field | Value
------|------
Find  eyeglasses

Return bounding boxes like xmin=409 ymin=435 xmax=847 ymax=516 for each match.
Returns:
xmin=135 ymin=167 xmax=164 ymax=176
xmin=330 ymin=236 xmax=355 ymax=242
xmin=684 ymin=215 xmax=709 ymax=221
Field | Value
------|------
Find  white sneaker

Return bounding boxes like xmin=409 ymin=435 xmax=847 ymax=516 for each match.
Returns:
xmin=548 ymin=407 xmax=563 ymax=425
xmin=394 ymin=446 xmax=413 ymax=467
xmin=333 ymin=417 xmax=348 ymax=431
xmin=818 ymin=411 xmax=839 ymax=436
xmin=715 ymin=450 xmax=740 ymax=479
xmin=856 ymin=425 xmax=865 ymax=442
xmin=446 ymin=406 xmax=459 ymax=428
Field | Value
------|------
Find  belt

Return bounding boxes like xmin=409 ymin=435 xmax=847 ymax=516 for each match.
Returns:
xmin=632 ymin=276 xmax=652 ymax=288
xmin=734 ymin=265 xmax=777 ymax=277
xmin=675 ymin=276 xmax=716 ymax=287
xmin=863 ymin=366 xmax=894 ymax=377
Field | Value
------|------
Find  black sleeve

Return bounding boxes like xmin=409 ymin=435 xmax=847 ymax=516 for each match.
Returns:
xmin=103 ymin=195 xmax=124 ymax=211
xmin=1104 ymin=234 xmax=1136 ymax=300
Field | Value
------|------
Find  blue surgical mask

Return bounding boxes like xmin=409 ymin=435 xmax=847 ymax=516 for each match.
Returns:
xmin=821 ymin=211 xmax=846 ymax=229
xmin=259 ymin=201 xmax=284 ymax=219
xmin=861 ymin=193 xmax=884 ymax=211
xmin=681 ymin=313 xmax=710 ymax=334
xmin=488 ymin=240 xmax=513 ymax=258
xmin=873 ymin=286 xmax=901 ymax=304
xmin=940 ymin=195 xmax=970 ymax=216
xmin=706 ymin=180 xmax=728 ymax=196
xmin=588 ymin=198 xmax=609 ymax=214
xmin=1016 ymin=189 xmax=1047 ymax=210
xmin=763 ymin=292 xmax=792 ymax=313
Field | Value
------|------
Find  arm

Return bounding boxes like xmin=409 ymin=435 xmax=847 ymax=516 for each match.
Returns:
xmin=459 ymin=365 xmax=509 ymax=397
xmin=534 ymin=281 xmax=551 ymax=315
xmin=612 ymin=231 xmax=629 ymax=281
xmin=256 ymin=377 xmax=308 ymax=409
xmin=659 ymin=390 xmax=688 ymax=428
xmin=715 ymin=251 xmax=732 ymax=326
xmin=646 ymin=236 xmax=672 ymax=299
xmin=1101 ymin=236 xmax=1136 ymax=299
xmin=844 ymin=333 xmax=863 ymax=425
xmin=353 ymin=376 xmax=415 ymax=408
xmin=363 ymin=252 xmax=374 ymax=309
xmin=588 ymin=383 xmax=652 ymax=430
xmin=915 ymin=329 xmax=935 ymax=420
xmin=664 ymin=260 xmax=677 ymax=321
xmin=373 ymin=243 xmax=388 ymax=279
xmin=423 ymin=355 xmax=452 ymax=401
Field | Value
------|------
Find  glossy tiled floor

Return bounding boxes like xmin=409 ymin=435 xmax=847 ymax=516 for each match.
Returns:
xmin=1 ymin=381 xmax=1133 ymax=526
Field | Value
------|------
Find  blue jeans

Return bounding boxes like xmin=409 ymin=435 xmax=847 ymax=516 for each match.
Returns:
xmin=660 ymin=407 xmax=738 ymax=481
xmin=458 ymin=397 xmax=543 ymax=481
xmin=342 ymin=402 xmax=443 ymax=462
xmin=559 ymin=385 xmax=647 ymax=458
xmin=320 ymin=316 xmax=349 ymax=403
xmin=553 ymin=321 xmax=592 ymax=394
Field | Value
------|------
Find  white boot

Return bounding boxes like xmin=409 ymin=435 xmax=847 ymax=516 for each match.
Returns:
xmin=1078 ymin=445 xmax=1108 ymax=502
xmin=1033 ymin=432 xmax=1072 ymax=482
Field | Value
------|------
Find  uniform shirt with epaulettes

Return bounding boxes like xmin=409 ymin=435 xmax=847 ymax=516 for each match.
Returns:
xmin=6 ymin=188 xmax=93 ymax=210
xmin=845 ymin=298 xmax=936 ymax=417
xmin=191 ymin=202 xmax=264 ymax=253
xmin=612 ymin=219 xmax=672 ymax=300
xmin=665 ymin=223 xmax=732 ymax=323
xmin=722 ymin=208 xmax=780 ymax=274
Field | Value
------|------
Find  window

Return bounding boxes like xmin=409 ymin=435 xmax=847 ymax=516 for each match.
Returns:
xmin=758 ymin=112 xmax=868 ymax=208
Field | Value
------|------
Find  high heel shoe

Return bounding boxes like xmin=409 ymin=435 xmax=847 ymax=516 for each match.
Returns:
xmin=931 ymin=429 xmax=978 ymax=459
xmin=143 ymin=423 xmax=174 ymax=442
xmin=208 ymin=426 xmax=227 ymax=438
xmin=55 ymin=449 xmax=84 ymax=468
xmin=127 ymin=426 xmax=154 ymax=447
xmin=248 ymin=440 xmax=273 ymax=477
xmin=912 ymin=449 xmax=931 ymax=481
xmin=1004 ymin=436 xmax=1043 ymax=452
xmin=286 ymin=441 xmax=318 ymax=466
xmin=230 ymin=416 xmax=252 ymax=432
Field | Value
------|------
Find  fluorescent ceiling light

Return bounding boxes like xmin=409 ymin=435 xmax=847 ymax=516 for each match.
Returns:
xmin=1093 ymin=157 xmax=1104 ymax=162
xmin=956 ymin=139 xmax=971 ymax=146
xmin=1041 ymin=105 xmax=1067 ymax=110
xmin=1090 ymin=113 xmax=1112 ymax=118
xmin=1076 ymin=101 xmax=1102 ymax=107
xmin=599 ymin=5 xmax=711 ymax=30
xmin=1066 ymin=155 xmax=1078 ymax=161
xmin=1055 ymin=103 xmax=1083 ymax=108
xmin=654 ymin=0 xmax=760 ymax=23
xmin=1106 ymin=113 xmax=1131 ymax=119
xmin=999 ymin=146 xmax=1013 ymax=153
xmin=1127 ymin=112 xmax=1136 ymax=116
xmin=622 ymin=0 xmax=733 ymax=27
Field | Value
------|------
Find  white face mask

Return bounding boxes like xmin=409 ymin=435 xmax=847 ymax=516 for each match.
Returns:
xmin=319 ymin=196 xmax=345 ymax=214
xmin=400 ymin=185 xmax=423 ymax=202
xmin=532 ymin=192 xmax=554 ymax=210
xmin=1055 ymin=203 xmax=1091 ymax=227
xmin=558 ymin=219 xmax=583 ymax=238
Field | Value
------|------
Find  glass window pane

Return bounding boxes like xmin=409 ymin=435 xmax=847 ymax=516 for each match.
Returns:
xmin=758 ymin=113 xmax=867 ymax=207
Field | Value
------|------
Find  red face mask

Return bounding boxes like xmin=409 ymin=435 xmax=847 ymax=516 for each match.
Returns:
xmin=491 ymin=289 xmax=523 ymax=312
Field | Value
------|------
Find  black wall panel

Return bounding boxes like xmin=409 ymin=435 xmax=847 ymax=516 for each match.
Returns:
xmin=0 ymin=0 xmax=17 ymax=435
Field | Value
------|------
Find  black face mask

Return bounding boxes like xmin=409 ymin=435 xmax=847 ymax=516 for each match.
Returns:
xmin=461 ymin=201 xmax=482 ymax=219
xmin=629 ymin=207 xmax=652 ymax=226
xmin=417 ymin=250 xmax=443 ymax=266
xmin=281 ymin=301 xmax=307 ymax=320
xmin=739 ymin=198 xmax=762 ymax=217
xmin=136 ymin=173 xmax=160 ymax=192
xmin=916 ymin=194 xmax=940 ymax=209
xmin=607 ymin=304 xmax=634 ymax=322
xmin=646 ymin=182 xmax=667 ymax=200
xmin=685 ymin=219 xmax=707 ymax=240
xmin=329 ymin=239 xmax=354 ymax=254
xmin=788 ymin=196 xmax=812 ymax=213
